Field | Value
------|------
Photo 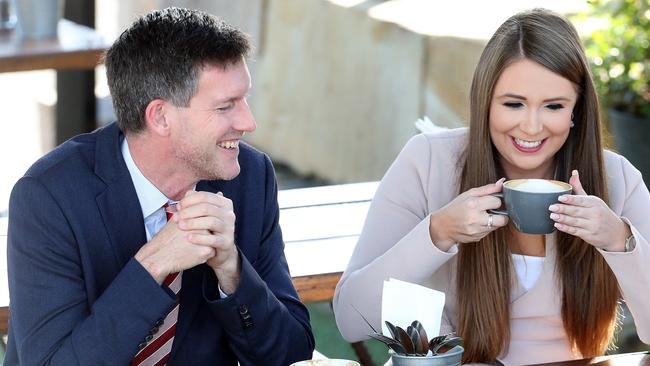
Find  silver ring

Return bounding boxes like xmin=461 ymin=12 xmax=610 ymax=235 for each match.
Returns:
xmin=487 ymin=214 xmax=494 ymax=229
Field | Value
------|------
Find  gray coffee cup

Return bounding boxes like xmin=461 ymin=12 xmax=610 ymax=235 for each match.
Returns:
xmin=489 ymin=179 xmax=572 ymax=234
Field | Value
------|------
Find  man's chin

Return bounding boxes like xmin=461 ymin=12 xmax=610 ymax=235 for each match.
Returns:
xmin=213 ymin=165 xmax=241 ymax=181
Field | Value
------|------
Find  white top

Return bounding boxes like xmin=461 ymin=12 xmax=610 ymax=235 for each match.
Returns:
xmin=511 ymin=254 xmax=544 ymax=291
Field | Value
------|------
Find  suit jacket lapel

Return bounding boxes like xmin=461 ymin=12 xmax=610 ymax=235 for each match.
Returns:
xmin=94 ymin=124 xmax=147 ymax=265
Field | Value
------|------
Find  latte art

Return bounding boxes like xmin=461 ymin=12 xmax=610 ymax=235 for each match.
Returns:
xmin=507 ymin=179 xmax=570 ymax=193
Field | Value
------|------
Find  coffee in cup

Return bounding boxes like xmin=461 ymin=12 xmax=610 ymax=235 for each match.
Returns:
xmin=489 ymin=179 xmax=572 ymax=234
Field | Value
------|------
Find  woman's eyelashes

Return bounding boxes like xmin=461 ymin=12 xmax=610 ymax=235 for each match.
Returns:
xmin=502 ymin=102 xmax=565 ymax=111
xmin=503 ymin=101 xmax=524 ymax=109
xmin=546 ymin=103 xmax=564 ymax=110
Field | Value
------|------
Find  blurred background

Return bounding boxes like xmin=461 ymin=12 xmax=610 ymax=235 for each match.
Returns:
xmin=0 ymin=0 xmax=648 ymax=364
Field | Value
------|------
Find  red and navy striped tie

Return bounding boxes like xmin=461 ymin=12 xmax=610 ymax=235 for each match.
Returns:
xmin=131 ymin=203 xmax=182 ymax=366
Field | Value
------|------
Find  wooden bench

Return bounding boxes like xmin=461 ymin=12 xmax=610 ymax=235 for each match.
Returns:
xmin=280 ymin=181 xmax=378 ymax=303
xmin=0 ymin=182 xmax=379 ymax=343
xmin=279 ymin=181 xmax=378 ymax=363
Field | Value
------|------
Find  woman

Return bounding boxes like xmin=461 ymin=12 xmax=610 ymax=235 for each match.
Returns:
xmin=333 ymin=8 xmax=650 ymax=365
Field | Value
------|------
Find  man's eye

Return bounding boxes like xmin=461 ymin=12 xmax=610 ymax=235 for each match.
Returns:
xmin=216 ymin=104 xmax=234 ymax=112
xmin=546 ymin=103 xmax=564 ymax=110
xmin=504 ymin=102 xmax=523 ymax=109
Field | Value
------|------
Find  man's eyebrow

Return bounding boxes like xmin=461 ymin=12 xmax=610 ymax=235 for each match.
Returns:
xmin=212 ymin=96 xmax=240 ymax=105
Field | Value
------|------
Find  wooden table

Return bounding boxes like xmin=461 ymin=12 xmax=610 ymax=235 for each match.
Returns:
xmin=0 ymin=19 xmax=109 ymax=143
xmin=0 ymin=19 xmax=107 ymax=72
xmin=529 ymin=352 xmax=650 ymax=365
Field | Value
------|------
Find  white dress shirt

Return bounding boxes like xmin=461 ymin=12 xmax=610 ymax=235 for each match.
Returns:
xmin=121 ymin=137 xmax=171 ymax=240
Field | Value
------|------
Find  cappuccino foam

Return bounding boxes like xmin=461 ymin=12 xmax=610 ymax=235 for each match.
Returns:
xmin=508 ymin=179 xmax=569 ymax=193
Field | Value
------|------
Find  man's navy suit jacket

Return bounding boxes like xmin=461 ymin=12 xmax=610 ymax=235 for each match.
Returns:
xmin=5 ymin=123 xmax=314 ymax=365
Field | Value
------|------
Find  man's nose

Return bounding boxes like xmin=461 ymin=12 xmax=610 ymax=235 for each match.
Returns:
xmin=235 ymin=102 xmax=256 ymax=133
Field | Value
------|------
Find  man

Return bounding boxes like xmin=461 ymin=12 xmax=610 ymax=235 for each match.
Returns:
xmin=5 ymin=7 xmax=314 ymax=365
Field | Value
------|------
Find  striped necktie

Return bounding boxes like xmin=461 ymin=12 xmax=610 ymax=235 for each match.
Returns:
xmin=131 ymin=203 xmax=182 ymax=366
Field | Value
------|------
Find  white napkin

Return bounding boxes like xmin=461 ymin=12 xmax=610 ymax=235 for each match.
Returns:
xmin=414 ymin=116 xmax=448 ymax=134
xmin=381 ymin=278 xmax=445 ymax=337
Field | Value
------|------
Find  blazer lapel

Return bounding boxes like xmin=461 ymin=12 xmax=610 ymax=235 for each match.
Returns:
xmin=96 ymin=183 xmax=147 ymax=264
xmin=94 ymin=124 xmax=147 ymax=264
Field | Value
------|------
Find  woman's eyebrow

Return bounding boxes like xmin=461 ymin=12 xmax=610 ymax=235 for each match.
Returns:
xmin=496 ymin=93 xmax=526 ymax=100
xmin=542 ymin=96 xmax=572 ymax=103
xmin=495 ymin=93 xmax=572 ymax=103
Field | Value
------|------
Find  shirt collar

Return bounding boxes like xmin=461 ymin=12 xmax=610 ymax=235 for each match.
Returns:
xmin=121 ymin=137 xmax=169 ymax=219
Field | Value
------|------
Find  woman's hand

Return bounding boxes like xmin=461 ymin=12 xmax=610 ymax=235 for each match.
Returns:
xmin=550 ymin=170 xmax=631 ymax=251
xmin=429 ymin=178 xmax=509 ymax=251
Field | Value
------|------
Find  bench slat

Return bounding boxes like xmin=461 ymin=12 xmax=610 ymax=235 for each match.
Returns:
xmin=285 ymin=236 xmax=359 ymax=277
xmin=280 ymin=201 xmax=371 ymax=242
xmin=278 ymin=181 xmax=378 ymax=209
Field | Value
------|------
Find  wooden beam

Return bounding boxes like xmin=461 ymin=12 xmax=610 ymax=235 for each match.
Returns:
xmin=0 ymin=50 xmax=104 ymax=72
xmin=0 ymin=20 xmax=108 ymax=73
xmin=292 ymin=272 xmax=342 ymax=303
xmin=0 ymin=307 xmax=8 ymax=334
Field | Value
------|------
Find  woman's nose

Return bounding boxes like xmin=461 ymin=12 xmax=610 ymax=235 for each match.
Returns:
xmin=519 ymin=111 xmax=543 ymax=136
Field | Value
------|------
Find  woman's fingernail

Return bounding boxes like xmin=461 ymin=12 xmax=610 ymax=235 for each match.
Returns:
xmin=550 ymin=213 xmax=560 ymax=220
xmin=558 ymin=195 xmax=568 ymax=202
xmin=572 ymin=170 xmax=578 ymax=176
xmin=549 ymin=205 xmax=558 ymax=212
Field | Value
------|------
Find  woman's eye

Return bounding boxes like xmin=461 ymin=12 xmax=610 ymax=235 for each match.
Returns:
xmin=546 ymin=103 xmax=564 ymax=110
xmin=504 ymin=102 xmax=523 ymax=109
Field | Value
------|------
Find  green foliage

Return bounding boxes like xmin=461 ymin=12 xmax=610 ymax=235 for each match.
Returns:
xmin=580 ymin=0 xmax=650 ymax=118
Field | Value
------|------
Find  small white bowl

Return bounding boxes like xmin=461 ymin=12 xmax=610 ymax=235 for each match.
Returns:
xmin=290 ymin=359 xmax=360 ymax=366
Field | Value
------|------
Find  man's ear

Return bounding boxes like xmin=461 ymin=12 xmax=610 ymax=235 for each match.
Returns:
xmin=144 ymin=99 xmax=172 ymax=137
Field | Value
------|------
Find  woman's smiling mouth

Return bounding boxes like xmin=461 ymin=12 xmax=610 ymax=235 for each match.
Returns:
xmin=512 ymin=136 xmax=546 ymax=152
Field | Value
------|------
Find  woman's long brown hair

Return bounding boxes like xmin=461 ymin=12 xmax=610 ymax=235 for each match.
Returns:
xmin=456 ymin=9 xmax=620 ymax=363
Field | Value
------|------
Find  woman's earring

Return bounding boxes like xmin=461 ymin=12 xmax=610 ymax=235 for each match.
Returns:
xmin=570 ymin=113 xmax=575 ymax=128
